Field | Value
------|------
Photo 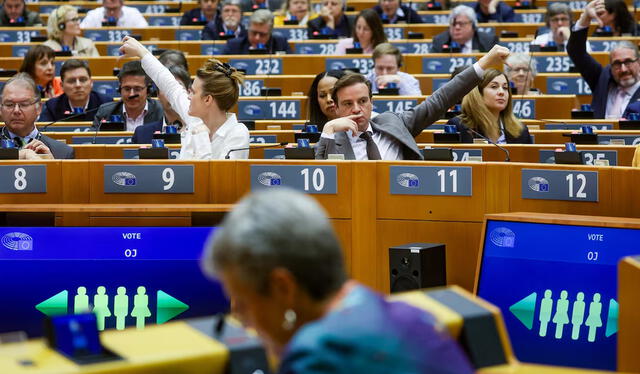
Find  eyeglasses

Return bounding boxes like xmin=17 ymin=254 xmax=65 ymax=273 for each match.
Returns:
xmin=549 ymin=16 xmax=570 ymax=23
xmin=248 ymin=29 xmax=269 ymax=37
xmin=120 ymin=86 xmax=146 ymax=93
xmin=611 ymin=58 xmax=638 ymax=70
xmin=510 ymin=67 xmax=530 ymax=73
xmin=451 ymin=20 xmax=472 ymax=28
xmin=1 ymin=100 xmax=38 ymax=111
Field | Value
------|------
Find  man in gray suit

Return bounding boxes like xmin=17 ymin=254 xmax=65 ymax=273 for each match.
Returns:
xmin=315 ymin=44 xmax=510 ymax=160
xmin=1 ymin=73 xmax=74 ymax=159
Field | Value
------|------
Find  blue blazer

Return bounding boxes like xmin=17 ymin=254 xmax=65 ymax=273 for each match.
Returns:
xmin=131 ymin=121 xmax=163 ymax=144
xmin=623 ymin=101 xmax=640 ymax=118
xmin=38 ymin=91 xmax=112 ymax=122
xmin=202 ymin=20 xmax=247 ymax=40
xmin=446 ymin=116 xmax=533 ymax=144
xmin=223 ymin=34 xmax=290 ymax=54
xmin=568 ymin=27 xmax=640 ymax=118
xmin=472 ymin=2 xmax=515 ymax=22
xmin=372 ymin=5 xmax=423 ymax=23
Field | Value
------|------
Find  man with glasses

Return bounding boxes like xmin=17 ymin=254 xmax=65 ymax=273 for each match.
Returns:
xmin=568 ymin=0 xmax=640 ymax=118
xmin=431 ymin=5 xmax=498 ymax=53
xmin=1 ymin=73 xmax=74 ymax=159
xmin=80 ymin=0 xmax=148 ymax=28
xmin=39 ymin=59 xmax=112 ymax=122
xmin=93 ymin=61 xmax=163 ymax=131
xmin=0 ymin=0 xmax=42 ymax=26
xmin=202 ymin=0 xmax=247 ymax=40
xmin=223 ymin=9 xmax=289 ymax=54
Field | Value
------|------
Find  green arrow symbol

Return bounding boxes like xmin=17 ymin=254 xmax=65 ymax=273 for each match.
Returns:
xmin=156 ymin=290 xmax=189 ymax=324
xmin=35 ymin=290 xmax=68 ymax=316
xmin=606 ymin=299 xmax=618 ymax=338
xmin=509 ymin=292 xmax=537 ymax=330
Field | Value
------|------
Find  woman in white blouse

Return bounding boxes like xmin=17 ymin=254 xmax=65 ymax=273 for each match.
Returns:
xmin=119 ymin=36 xmax=250 ymax=159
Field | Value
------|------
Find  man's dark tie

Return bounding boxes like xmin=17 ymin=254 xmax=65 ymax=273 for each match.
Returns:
xmin=360 ymin=131 xmax=381 ymax=160
xmin=12 ymin=137 xmax=23 ymax=148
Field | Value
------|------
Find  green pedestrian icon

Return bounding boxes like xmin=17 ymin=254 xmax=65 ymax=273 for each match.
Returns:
xmin=539 ymin=290 xmax=553 ymax=337
xmin=571 ymin=292 xmax=586 ymax=340
xmin=93 ymin=286 xmax=111 ymax=331
xmin=586 ymin=293 xmax=603 ymax=343
xmin=552 ymin=290 xmax=570 ymax=339
xmin=131 ymin=286 xmax=151 ymax=329
xmin=74 ymin=287 xmax=90 ymax=314
xmin=114 ymin=287 xmax=129 ymax=330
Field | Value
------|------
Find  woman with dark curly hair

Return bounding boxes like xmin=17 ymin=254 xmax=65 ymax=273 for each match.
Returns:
xmin=307 ymin=70 xmax=346 ymax=129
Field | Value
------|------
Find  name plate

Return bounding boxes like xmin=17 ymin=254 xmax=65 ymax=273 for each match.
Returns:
xmin=499 ymin=40 xmax=530 ymax=53
xmin=534 ymin=56 xmax=575 ymax=73
xmin=373 ymin=99 xmax=417 ymax=114
xmin=131 ymin=4 xmax=167 ymax=13
xmin=272 ymin=28 xmax=308 ymax=40
xmin=103 ymin=165 xmax=194 ymax=193
xmin=201 ymin=44 xmax=225 ymax=55
xmin=46 ymin=126 xmax=92 ymax=132
xmin=175 ymin=29 xmax=201 ymax=41
xmin=521 ymin=169 xmax=598 ymax=202
xmin=420 ymin=14 xmax=450 ymax=24
xmin=250 ymin=165 xmax=337 ymax=194
xmin=122 ymin=149 xmax=180 ymax=159
xmin=12 ymin=45 xmax=30 ymax=57
xmin=147 ymin=15 xmax=180 ymax=26
xmin=0 ymin=30 xmax=41 ymax=42
xmin=513 ymin=99 xmax=535 ymax=119
xmin=295 ymin=42 xmax=337 ymax=55
xmin=451 ymin=149 xmax=482 ymax=162
xmin=240 ymin=79 xmax=265 ymax=97
xmin=263 ymin=149 xmax=285 ymax=159
xmin=238 ymin=100 xmax=301 ymax=120
xmin=392 ymin=42 xmax=431 ymax=54
xmin=389 ymin=166 xmax=472 ymax=196
xmin=107 ymin=44 xmax=158 ymax=57
xmin=539 ymin=150 xmax=618 ymax=165
xmin=84 ymin=29 xmax=131 ymax=42
xmin=94 ymin=81 xmax=119 ymax=97
xmin=0 ymin=165 xmax=46 ymax=193
xmin=589 ymin=40 xmax=624 ymax=52
xmin=250 ymin=135 xmax=277 ymax=143
xmin=229 ymin=58 xmax=282 ymax=75
xmin=598 ymin=135 xmax=640 ymax=145
xmin=546 ymin=77 xmax=592 ymax=95
xmin=384 ymin=27 xmax=404 ymax=40
xmin=513 ymin=13 xmax=544 ymax=23
xmin=325 ymin=58 xmax=374 ymax=74
xmin=544 ymin=123 xmax=612 ymax=130
xmin=72 ymin=136 xmax=132 ymax=145
xmin=422 ymin=57 xmax=477 ymax=74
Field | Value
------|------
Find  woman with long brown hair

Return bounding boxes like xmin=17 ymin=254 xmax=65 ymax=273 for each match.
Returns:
xmin=446 ymin=68 xmax=532 ymax=144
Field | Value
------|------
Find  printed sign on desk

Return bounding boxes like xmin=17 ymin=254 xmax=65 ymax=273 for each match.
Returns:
xmin=250 ymin=165 xmax=337 ymax=194
xmin=521 ymin=169 xmax=598 ymax=202
xmin=389 ymin=166 xmax=472 ymax=196
xmin=229 ymin=58 xmax=282 ymax=75
xmin=103 ymin=165 xmax=194 ymax=193
xmin=0 ymin=165 xmax=46 ymax=193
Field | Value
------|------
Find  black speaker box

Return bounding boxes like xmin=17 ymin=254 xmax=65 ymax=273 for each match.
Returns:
xmin=389 ymin=243 xmax=446 ymax=293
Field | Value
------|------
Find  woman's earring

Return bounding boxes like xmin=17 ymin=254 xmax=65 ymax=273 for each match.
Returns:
xmin=282 ymin=309 xmax=297 ymax=331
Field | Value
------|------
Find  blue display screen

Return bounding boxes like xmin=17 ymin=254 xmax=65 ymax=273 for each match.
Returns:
xmin=477 ymin=220 xmax=638 ymax=370
xmin=0 ymin=227 xmax=228 ymax=337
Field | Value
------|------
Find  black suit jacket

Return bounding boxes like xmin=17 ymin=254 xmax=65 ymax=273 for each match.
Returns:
xmin=38 ymin=91 xmax=112 ymax=122
xmin=373 ymin=5 xmax=423 ymax=24
xmin=202 ymin=21 xmax=247 ymax=40
xmin=430 ymin=30 xmax=499 ymax=53
xmin=223 ymin=34 xmax=290 ymax=54
xmin=93 ymin=99 xmax=165 ymax=128
xmin=307 ymin=14 xmax=353 ymax=38
xmin=40 ymin=133 xmax=75 ymax=159
xmin=446 ymin=116 xmax=533 ymax=144
xmin=567 ymin=27 xmax=640 ymax=118
xmin=132 ymin=121 xmax=163 ymax=144
xmin=180 ymin=8 xmax=220 ymax=25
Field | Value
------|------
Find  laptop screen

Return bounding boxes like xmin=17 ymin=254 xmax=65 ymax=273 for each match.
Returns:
xmin=476 ymin=218 xmax=639 ymax=370
xmin=0 ymin=226 xmax=228 ymax=337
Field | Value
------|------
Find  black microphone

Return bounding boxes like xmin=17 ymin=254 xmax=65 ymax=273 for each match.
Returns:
xmin=224 ymin=141 xmax=288 ymax=159
xmin=91 ymin=94 xmax=140 ymax=144
xmin=466 ymin=127 xmax=510 ymax=162
xmin=40 ymin=105 xmax=102 ymax=132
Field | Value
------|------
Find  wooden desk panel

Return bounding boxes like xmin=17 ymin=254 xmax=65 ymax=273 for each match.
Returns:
xmin=87 ymin=160 xmax=211 ymax=203
xmin=0 ymin=160 xmax=64 ymax=204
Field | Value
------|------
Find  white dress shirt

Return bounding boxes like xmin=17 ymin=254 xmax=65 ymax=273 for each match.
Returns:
xmin=141 ymin=54 xmax=249 ymax=159
xmin=80 ymin=6 xmax=149 ymax=28
xmin=123 ymin=101 xmax=148 ymax=132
